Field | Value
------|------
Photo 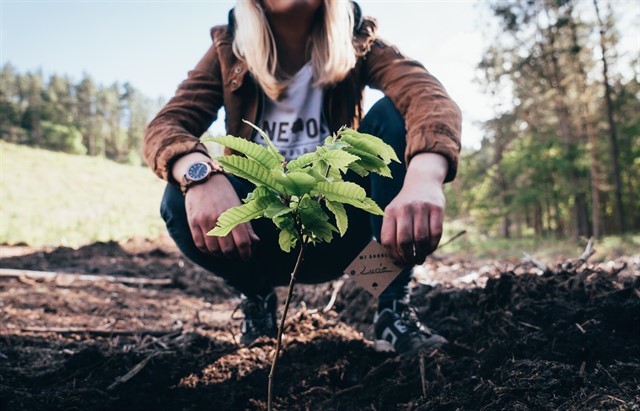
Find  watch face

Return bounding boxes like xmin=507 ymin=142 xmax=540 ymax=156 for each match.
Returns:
xmin=187 ymin=162 xmax=210 ymax=181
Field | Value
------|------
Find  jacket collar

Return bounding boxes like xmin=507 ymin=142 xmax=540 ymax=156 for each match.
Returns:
xmin=227 ymin=1 xmax=363 ymax=36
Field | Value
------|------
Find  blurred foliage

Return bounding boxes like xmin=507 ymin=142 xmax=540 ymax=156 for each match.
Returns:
xmin=446 ymin=0 xmax=639 ymax=240
xmin=0 ymin=65 xmax=164 ymax=165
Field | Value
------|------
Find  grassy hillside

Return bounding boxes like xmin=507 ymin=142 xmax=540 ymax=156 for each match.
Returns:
xmin=0 ymin=141 xmax=167 ymax=247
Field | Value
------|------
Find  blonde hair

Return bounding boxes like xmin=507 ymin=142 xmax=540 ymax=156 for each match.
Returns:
xmin=232 ymin=0 xmax=357 ymax=100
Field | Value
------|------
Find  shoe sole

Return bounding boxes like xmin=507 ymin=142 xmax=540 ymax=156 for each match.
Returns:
xmin=374 ymin=336 xmax=448 ymax=355
xmin=373 ymin=339 xmax=395 ymax=353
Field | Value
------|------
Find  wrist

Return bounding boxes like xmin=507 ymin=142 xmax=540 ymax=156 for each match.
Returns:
xmin=185 ymin=173 xmax=226 ymax=195
xmin=171 ymin=152 xmax=213 ymax=184
xmin=406 ymin=152 xmax=448 ymax=186
xmin=179 ymin=159 xmax=225 ymax=195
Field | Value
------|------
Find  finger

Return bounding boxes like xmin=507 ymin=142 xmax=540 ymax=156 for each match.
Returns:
xmin=429 ymin=206 xmax=444 ymax=254
xmin=233 ymin=226 xmax=253 ymax=261
xmin=191 ymin=225 xmax=208 ymax=254
xmin=396 ymin=210 xmax=415 ymax=265
xmin=218 ymin=234 xmax=238 ymax=259
xmin=203 ymin=228 xmax=222 ymax=256
xmin=380 ymin=214 xmax=402 ymax=265
xmin=414 ymin=206 xmax=430 ymax=265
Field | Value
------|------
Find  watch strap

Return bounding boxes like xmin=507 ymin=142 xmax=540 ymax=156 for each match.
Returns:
xmin=180 ymin=161 xmax=224 ymax=195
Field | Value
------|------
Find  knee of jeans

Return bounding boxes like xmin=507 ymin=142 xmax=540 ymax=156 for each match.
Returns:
xmin=160 ymin=184 xmax=184 ymax=225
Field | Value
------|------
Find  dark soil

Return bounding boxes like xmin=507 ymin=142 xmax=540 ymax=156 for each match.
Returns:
xmin=1 ymin=238 xmax=639 ymax=410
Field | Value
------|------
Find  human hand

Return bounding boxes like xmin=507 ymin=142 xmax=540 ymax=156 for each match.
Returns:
xmin=380 ymin=153 xmax=447 ymax=266
xmin=184 ymin=174 xmax=260 ymax=260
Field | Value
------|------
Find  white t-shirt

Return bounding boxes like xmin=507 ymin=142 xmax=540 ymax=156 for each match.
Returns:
xmin=253 ymin=63 xmax=329 ymax=161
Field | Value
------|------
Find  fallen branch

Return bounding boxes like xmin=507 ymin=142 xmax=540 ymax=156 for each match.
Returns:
xmin=437 ymin=230 xmax=467 ymax=250
xmin=0 ymin=268 xmax=172 ymax=286
xmin=107 ymin=352 xmax=159 ymax=390
xmin=419 ymin=352 xmax=427 ymax=397
xmin=335 ymin=384 xmax=364 ymax=397
xmin=578 ymin=237 xmax=595 ymax=265
xmin=19 ymin=327 xmax=179 ymax=337
xmin=522 ymin=253 xmax=547 ymax=273
xmin=322 ymin=277 xmax=345 ymax=313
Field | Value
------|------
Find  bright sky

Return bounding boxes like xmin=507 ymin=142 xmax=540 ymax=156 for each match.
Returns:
xmin=1 ymin=0 xmax=638 ymax=149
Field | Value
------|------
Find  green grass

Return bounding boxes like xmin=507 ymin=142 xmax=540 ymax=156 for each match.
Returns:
xmin=441 ymin=218 xmax=639 ymax=261
xmin=0 ymin=141 xmax=167 ymax=247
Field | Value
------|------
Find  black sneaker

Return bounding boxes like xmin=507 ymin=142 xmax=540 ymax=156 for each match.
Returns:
xmin=373 ymin=300 xmax=447 ymax=354
xmin=239 ymin=292 xmax=278 ymax=345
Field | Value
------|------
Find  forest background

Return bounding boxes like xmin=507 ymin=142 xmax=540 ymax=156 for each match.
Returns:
xmin=1 ymin=0 xmax=638 ymax=254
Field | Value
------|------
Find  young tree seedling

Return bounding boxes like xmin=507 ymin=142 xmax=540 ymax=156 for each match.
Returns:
xmin=202 ymin=120 xmax=398 ymax=410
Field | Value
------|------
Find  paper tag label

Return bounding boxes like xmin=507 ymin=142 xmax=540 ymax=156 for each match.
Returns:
xmin=343 ymin=240 xmax=404 ymax=297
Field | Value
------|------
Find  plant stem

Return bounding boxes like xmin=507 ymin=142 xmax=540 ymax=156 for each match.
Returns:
xmin=267 ymin=242 xmax=306 ymax=411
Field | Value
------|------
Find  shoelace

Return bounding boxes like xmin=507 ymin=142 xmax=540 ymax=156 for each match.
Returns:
xmin=399 ymin=304 xmax=434 ymax=337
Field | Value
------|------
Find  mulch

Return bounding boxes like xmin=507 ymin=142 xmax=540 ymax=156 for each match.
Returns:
xmin=1 ymin=238 xmax=638 ymax=410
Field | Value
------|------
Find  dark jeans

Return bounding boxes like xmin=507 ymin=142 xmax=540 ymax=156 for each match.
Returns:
xmin=160 ymin=97 xmax=411 ymax=300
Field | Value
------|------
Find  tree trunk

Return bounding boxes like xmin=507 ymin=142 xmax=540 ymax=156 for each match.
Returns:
xmin=545 ymin=197 xmax=553 ymax=236
xmin=544 ymin=9 xmax=587 ymax=241
xmin=575 ymin=192 xmax=590 ymax=238
xmin=553 ymin=190 xmax=564 ymax=236
xmin=586 ymin=114 xmax=601 ymax=238
xmin=593 ymin=0 xmax=625 ymax=232
xmin=534 ymin=201 xmax=544 ymax=236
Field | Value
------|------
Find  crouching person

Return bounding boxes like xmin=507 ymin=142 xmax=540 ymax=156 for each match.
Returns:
xmin=143 ymin=0 xmax=461 ymax=354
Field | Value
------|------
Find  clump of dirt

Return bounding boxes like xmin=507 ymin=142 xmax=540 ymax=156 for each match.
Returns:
xmin=1 ymin=239 xmax=639 ymax=410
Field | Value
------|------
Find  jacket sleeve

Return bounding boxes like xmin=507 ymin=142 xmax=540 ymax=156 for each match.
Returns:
xmin=362 ymin=38 xmax=462 ymax=183
xmin=143 ymin=31 xmax=225 ymax=182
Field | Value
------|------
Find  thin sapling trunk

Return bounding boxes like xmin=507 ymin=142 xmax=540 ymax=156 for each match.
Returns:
xmin=268 ymin=242 xmax=305 ymax=411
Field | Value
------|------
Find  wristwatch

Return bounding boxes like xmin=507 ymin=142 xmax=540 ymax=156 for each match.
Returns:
xmin=180 ymin=161 xmax=224 ymax=195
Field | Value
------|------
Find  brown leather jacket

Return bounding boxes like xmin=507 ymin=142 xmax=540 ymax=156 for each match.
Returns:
xmin=143 ymin=9 xmax=462 ymax=184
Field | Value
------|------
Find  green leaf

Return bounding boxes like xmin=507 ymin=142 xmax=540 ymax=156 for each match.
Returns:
xmin=325 ymin=200 xmax=348 ymax=236
xmin=299 ymin=198 xmax=336 ymax=244
xmin=304 ymin=157 xmax=343 ymax=182
xmin=313 ymin=182 xmax=384 ymax=216
xmin=357 ymin=197 xmax=385 ymax=216
xmin=339 ymin=129 xmax=400 ymax=163
xmin=346 ymin=161 xmax=370 ymax=177
xmin=323 ymin=140 xmax=351 ymax=151
xmin=215 ymin=155 xmax=286 ymax=192
xmin=242 ymin=119 xmax=285 ymax=163
xmin=264 ymin=201 xmax=294 ymax=219
xmin=208 ymin=195 xmax=275 ymax=237
xmin=245 ymin=186 xmax=273 ymax=201
xmin=345 ymin=147 xmax=392 ymax=177
xmin=286 ymin=152 xmax=318 ymax=170
xmin=204 ymin=135 xmax=281 ymax=170
xmin=271 ymin=170 xmax=318 ymax=196
xmin=319 ymin=150 xmax=360 ymax=172
xmin=278 ymin=228 xmax=298 ymax=253
xmin=273 ymin=213 xmax=296 ymax=231
xmin=313 ymin=181 xmax=367 ymax=202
